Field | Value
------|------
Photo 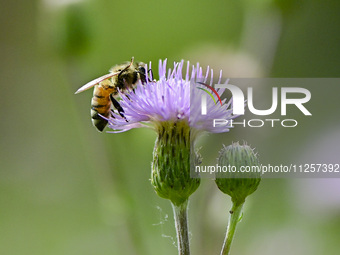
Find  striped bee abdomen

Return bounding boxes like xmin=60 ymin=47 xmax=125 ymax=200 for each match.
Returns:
xmin=91 ymin=84 xmax=114 ymax=132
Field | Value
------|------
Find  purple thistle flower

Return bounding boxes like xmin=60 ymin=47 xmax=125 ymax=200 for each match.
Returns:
xmin=107 ymin=59 xmax=235 ymax=135
xmin=102 ymin=59 xmax=238 ymax=252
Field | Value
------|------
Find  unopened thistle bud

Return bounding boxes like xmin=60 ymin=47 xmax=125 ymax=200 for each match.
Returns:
xmin=151 ymin=121 xmax=200 ymax=206
xmin=215 ymin=142 xmax=261 ymax=206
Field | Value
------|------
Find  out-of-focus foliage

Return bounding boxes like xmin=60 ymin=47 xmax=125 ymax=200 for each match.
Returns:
xmin=1 ymin=0 xmax=340 ymax=254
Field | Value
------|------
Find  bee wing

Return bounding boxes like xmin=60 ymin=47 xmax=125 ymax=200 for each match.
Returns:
xmin=75 ymin=72 xmax=120 ymax=94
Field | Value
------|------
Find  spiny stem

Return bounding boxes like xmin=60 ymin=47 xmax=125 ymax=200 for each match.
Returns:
xmin=172 ymin=200 xmax=190 ymax=255
xmin=220 ymin=202 xmax=244 ymax=255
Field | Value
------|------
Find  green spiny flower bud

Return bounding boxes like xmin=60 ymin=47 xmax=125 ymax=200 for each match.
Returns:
xmin=215 ymin=142 xmax=261 ymax=206
xmin=151 ymin=121 xmax=200 ymax=206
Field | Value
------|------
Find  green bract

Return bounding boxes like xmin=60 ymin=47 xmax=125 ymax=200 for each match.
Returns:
xmin=215 ymin=142 xmax=261 ymax=206
xmin=151 ymin=121 xmax=200 ymax=206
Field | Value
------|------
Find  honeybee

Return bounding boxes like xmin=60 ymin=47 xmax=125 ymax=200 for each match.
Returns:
xmin=75 ymin=57 xmax=147 ymax=132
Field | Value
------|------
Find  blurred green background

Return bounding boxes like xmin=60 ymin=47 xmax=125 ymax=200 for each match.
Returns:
xmin=1 ymin=0 xmax=340 ymax=254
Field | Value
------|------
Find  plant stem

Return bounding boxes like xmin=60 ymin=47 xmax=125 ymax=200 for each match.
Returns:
xmin=172 ymin=200 xmax=190 ymax=255
xmin=220 ymin=202 xmax=244 ymax=255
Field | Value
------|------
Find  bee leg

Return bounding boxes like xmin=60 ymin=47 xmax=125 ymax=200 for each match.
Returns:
xmin=138 ymin=66 xmax=147 ymax=84
xmin=147 ymin=68 xmax=154 ymax=82
xmin=110 ymin=94 xmax=128 ymax=122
